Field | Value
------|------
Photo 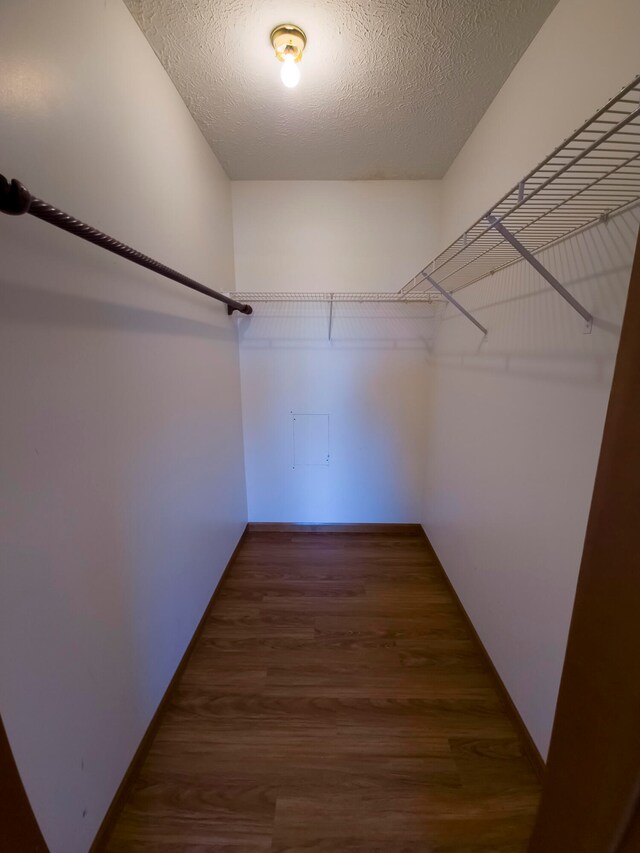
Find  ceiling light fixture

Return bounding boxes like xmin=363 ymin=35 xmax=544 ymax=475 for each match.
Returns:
xmin=270 ymin=24 xmax=307 ymax=89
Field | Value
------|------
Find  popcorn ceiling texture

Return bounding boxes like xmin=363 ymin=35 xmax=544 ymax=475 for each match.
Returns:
xmin=123 ymin=0 xmax=558 ymax=180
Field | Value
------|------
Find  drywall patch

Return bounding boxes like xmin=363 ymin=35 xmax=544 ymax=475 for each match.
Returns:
xmin=292 ymin=413 xmax=330 ymax=468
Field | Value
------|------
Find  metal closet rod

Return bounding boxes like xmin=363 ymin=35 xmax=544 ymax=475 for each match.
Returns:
xmin=0 ymin=175 xmax=253 ymax=316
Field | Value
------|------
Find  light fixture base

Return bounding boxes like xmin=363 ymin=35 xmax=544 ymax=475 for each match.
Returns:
xmin=270 ymin=24 xmax=307 ymax=62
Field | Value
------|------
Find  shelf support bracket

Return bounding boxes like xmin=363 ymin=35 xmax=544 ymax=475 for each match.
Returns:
xmin=328 ymin=293 xmax=334 ymax=341
xmin=423 ymin=274 xmax=488 ymax=337
xmin=486 ymin=214 xmax=593 ymax=333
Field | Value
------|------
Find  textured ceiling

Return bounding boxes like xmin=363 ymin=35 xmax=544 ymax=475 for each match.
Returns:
xmin=124 ymin=0 xmax=558 ymax=180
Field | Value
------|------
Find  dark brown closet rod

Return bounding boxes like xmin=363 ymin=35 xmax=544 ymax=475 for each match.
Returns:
xmin=0 ymin=175 xmax=253 ymax=315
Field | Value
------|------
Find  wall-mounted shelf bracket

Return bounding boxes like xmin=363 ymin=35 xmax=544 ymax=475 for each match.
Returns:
xmin=422 ymin=274 xmax=488 ymax=337
xmin=486 ymin=214 xmax=593 ymax=333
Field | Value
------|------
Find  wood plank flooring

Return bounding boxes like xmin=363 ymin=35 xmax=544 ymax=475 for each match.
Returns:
xmin=102 ymin=530 xmax=540 ymax=852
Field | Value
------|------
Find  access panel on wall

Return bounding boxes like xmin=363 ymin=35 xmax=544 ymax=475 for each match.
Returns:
xmin=292 ymin=414 xmax=330 ymax=468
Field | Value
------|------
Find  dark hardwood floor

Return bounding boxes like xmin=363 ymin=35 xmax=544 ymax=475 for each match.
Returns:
xmin=102 ymin=529 xmax=540 ymax=852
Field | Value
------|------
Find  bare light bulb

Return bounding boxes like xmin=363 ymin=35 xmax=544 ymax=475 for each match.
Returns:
xmin=280 ymin=53 xmax=300 ymax=88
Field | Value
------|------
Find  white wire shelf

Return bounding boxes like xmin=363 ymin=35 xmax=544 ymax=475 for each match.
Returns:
xmin=229 ymin=291 xmax=443 ymax=303
xmin=402 ymin=75 xmax=640 ymax=300
xmin=228 ymin=292 xmax=442 ymax=341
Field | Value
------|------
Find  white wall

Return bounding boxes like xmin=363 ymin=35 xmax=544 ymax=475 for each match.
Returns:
xmin=233 ymin=181 xmax=441 ymax=522
xmin=423 ymin=208 xmax=639 ymax=758
xmin=0 ymin=2 xmax=246 ymax=851
xmin=233 ymin=181 xmax=441 ymax=294
xmin=240 ymin=340 xmax=434 ymax=523
xmin=424 ymin=0 xmax=640 ymax=759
